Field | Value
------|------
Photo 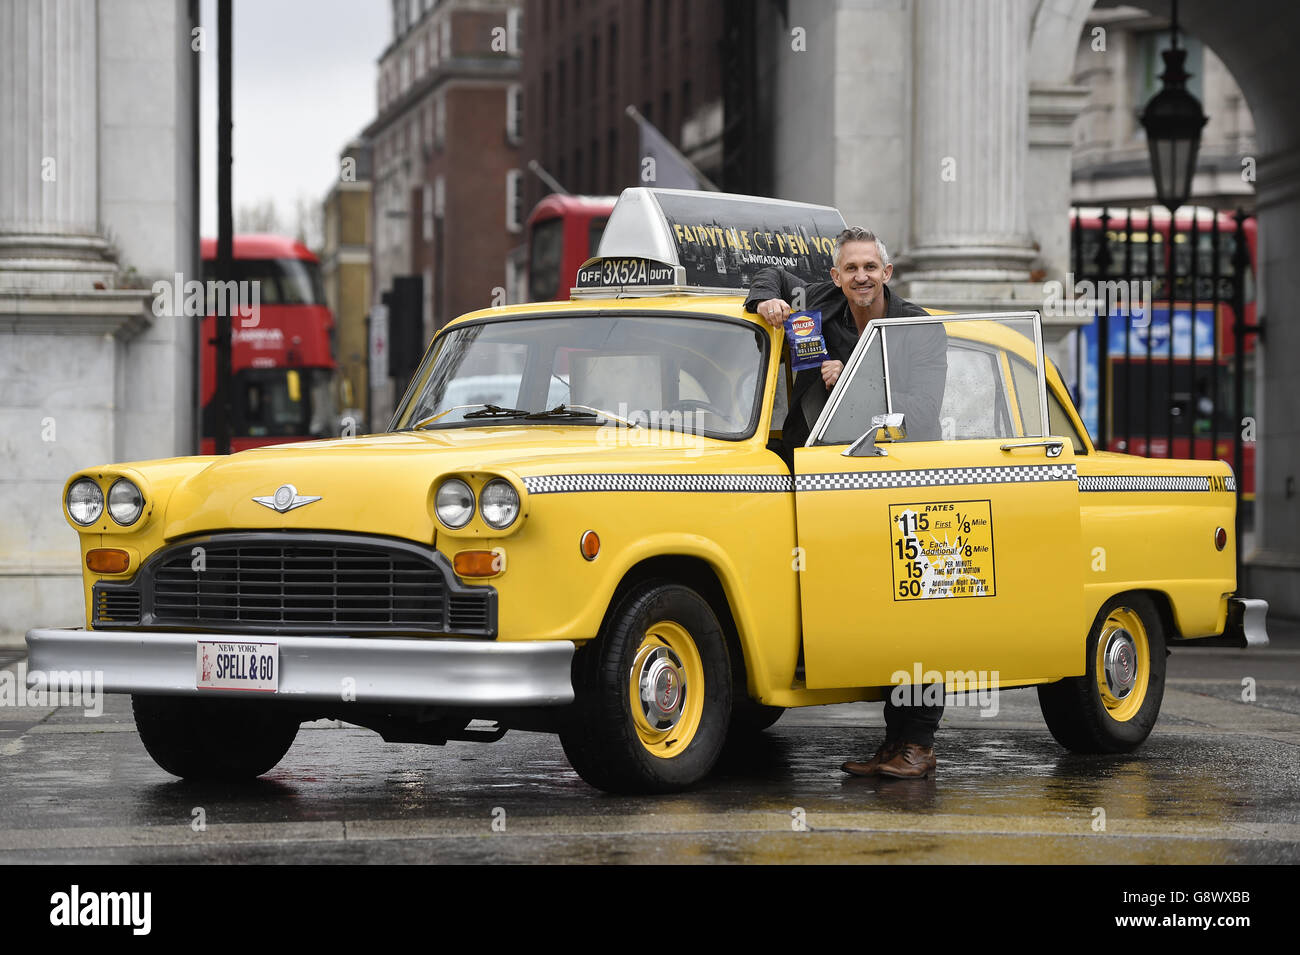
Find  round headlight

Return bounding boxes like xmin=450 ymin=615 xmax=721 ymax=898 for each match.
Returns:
xmin=67 ymin=478 xmax=104 ymax=526
xmin=435 ymin=478 xmax=475 ymax=529
xmin=480 ymin=479 xmax=520 ymax=529
xmin=107 ymin=478 xmax=144 ymax=526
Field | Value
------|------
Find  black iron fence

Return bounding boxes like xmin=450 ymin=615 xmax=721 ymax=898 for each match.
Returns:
xmin=1069 ymin=205 xmax=1261 ymax=569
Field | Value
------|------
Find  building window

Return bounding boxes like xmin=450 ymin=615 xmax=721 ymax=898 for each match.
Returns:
xmin=415 ymin=34 xmax=425 ymax=76
xmin=422 ymin=183 xmax=433 ymax=242
xmin=557 ymin=59 xmax=566 ymax=120
xmin=400 ymin=53 xmax=410 ymax=92
xmin=608 ymin=23 xmax=617 ymax=87
xmin=435 ymin=94 xmax=446 ymax=150
xmin=440 ymin=18 xmax=451 ymax=60
xmin=434 ymin=175 xmax=445 ymax=218
xmin=507 ymin=84 xmax=523 ymax=144
xmin=506 ymin=170 xmax=524 ymax=233
xmin=608 ymin=128 xmax=617 ymax=189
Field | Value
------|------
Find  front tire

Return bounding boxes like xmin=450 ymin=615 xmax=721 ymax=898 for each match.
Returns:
xmin=1038 ymin=593 xmax=1167 ymax=753
xmin=132 ymin=694 xmax=300 ymax=780
xmin=560 ymin=581 xmax=732 ymax=794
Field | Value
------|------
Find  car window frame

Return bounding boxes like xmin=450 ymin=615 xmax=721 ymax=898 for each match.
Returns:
xmin=806 ymin=311 xmax=1053 ymax=447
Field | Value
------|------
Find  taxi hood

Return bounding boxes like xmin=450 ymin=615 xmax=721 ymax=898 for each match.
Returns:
xmin=161 ymin=427 xmax=747 ymax=542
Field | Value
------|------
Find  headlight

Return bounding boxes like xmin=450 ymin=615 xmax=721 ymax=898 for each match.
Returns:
xmin=107 ymin=478 xmax=144 ymax=525
xmin=435 ymin=478 xmax=475 ymax=529
xmin=480 ymin=479 xmax=520 ymax=529
xmin=67 ymin=478 xmax=104 ymax=526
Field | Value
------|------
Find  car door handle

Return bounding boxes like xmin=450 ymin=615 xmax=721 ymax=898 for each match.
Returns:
xmin=999 ymin=439 xmax=1064 ymax=458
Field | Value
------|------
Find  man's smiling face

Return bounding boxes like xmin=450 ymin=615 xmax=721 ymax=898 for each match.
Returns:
xmin=831 ymin=239 xmax=893 ymax=311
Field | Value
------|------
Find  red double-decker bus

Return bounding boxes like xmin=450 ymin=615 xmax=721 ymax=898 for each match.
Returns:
xmin=526 ymin=194 xmax=615 ymax=301
xmin=1070 ymin=207 xmax=1258 ymax=497
xmin=199 ymin=235 xmax=337 ymax=454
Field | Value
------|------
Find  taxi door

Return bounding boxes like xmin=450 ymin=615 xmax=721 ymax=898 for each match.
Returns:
xmin=792 ymin=312 xmax=1082 ymax=690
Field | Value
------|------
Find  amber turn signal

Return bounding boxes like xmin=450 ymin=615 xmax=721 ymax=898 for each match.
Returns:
xmin=86 ymin=548 xmax=130 ymax=574
xmin=453 ymin=550 xmax=502 ymax=577
xmin=580 ymin=530 xmax=600 ymax=561
xmin=1215 ymin=527 xmax=1228 ymax=551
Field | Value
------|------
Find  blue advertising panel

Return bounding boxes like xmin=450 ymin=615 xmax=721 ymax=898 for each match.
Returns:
xmin=1075 ymin=304 xmax=1218 ymax=439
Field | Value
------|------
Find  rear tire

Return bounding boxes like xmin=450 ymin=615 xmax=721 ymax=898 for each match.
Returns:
xmin=1038 ymin=593 xmax=1167 ymax=753
xmin=560 ymin=580 xmax=731 ymax=794
xmin=132 ymin=694 xmax=300 ymax=780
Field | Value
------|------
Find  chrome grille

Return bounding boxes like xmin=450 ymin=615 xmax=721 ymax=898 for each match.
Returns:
xmin=92 ymin=533 xmax=495 ymax=637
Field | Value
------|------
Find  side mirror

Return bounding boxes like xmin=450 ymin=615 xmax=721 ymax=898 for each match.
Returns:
xmin=844 ymin=412 xmax=907 ymax=457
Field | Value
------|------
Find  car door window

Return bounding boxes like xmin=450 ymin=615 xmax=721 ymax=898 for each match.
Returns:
xmin=815 ymin=331 xmax=886 ymax=446
xmin=941 ymin=345 xmax=1010 ymax=440
xmin=812 ymin=313 xmax=1051 ymax=446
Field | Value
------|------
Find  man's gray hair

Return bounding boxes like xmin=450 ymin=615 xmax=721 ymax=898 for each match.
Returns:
xmin=834 ymin=227 xmax=890 ymax=268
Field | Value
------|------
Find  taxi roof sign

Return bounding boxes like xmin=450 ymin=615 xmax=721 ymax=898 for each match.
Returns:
xmin=571 ymin=188 xmax=847 ymax=298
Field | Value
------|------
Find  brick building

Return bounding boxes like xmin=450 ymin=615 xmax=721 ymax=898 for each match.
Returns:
xmin=365 ymin=0 xmax=523 ymax=424
xmin=320 ymin=138 xmax=373 ymax=428
xmin=519 ymin=0 xmax=729 ymax=213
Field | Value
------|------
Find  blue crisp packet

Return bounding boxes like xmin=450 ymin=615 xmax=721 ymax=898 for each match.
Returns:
xmin=785 ymin=310 xmax=829 ymax=372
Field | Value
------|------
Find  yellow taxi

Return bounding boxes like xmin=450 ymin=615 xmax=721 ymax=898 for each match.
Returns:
xmin=27 ymin=189 xmax=1269 ymax=793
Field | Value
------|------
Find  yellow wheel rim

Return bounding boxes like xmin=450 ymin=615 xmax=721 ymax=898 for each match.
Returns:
xmin=1094 ymin=607 xmax=1150 ymax=722
xmin=628 ymin=620 xmax=704 ymax=759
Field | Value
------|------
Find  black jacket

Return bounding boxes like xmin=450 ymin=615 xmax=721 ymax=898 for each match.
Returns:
xmin=743 ymin=268 xmax=947 ymax=456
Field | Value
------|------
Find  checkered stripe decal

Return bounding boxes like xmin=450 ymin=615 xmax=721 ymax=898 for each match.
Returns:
xmin=524 ymin=465 xmax=1078 ymax=495
xmin=1077 ymin=474 xmax=1216 ymax=493
xmin=522 ymin=473 xmax=796 ymax=494
xmin=1225 ymin=475 xmax=1237 ymax=492
xmin=796 ymin=463 xmax=1077 ymax=492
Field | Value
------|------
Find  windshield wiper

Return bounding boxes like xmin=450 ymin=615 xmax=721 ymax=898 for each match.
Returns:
xmin=524 ymin=404 xmax=642 ymax=427
xmin=410 ymin=404 xmax=531 ymax=429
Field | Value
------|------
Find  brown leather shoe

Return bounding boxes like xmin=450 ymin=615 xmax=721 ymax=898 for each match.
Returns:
xmin=841 ymin=740 xmax=904 ymax=777
xmin=876 ymin=743 xmax=936 ymax=779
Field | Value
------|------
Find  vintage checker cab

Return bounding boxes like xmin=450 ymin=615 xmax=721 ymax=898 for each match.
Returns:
xmin=27 ymin=189 xmax=1269 ymax=794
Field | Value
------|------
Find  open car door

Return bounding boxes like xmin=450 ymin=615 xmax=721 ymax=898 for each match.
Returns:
xmin=792 ymin=311 xmax=1082 ymax=691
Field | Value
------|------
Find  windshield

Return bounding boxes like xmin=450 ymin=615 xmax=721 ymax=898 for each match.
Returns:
xmin=391 ymin=313 xmax=768 ymax=440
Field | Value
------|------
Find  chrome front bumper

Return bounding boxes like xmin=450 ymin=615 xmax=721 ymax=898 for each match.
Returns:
xmin=24 ymin=628 xmax=575 ymax=706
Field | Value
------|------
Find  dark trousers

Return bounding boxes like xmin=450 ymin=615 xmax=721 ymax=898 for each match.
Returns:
xmin=883 ymin=698 xmax=943 ymax=747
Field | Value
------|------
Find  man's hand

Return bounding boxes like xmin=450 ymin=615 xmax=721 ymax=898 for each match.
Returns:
xmin=756 ymin=298 xmax=792 ymax=327
xmin=821 ymin=360 xmax=844 ymax=390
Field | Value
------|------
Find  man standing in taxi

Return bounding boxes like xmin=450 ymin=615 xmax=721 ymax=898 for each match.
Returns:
xmin=743 ymin=227 xmax=946 ymax=780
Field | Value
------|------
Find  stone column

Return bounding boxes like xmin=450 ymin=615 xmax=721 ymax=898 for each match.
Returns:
xmin=895 ymin=0 xmax=1046 ymax=311
xmin=0 ymin=0 xmax=115 ymax=289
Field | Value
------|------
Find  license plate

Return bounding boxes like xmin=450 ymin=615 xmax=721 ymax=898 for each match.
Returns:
xmin=196 ymin=640 xmax=278 ymax=692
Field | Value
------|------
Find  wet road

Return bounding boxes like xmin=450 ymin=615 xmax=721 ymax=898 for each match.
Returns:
xmin=1 ymin=639 xmax=1298 ymax=864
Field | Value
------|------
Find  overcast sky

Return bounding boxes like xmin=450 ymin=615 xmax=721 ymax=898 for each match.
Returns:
xmin=198 ymin=0 xmax=390 ymax=242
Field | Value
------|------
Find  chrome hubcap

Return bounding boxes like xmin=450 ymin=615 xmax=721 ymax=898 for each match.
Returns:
xmin=632 ymin=645 xmax=687 ymax=731
xmin=1102 ymin=626 xmax=1138 ymax=699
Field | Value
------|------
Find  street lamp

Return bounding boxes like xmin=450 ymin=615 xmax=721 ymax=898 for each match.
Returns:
xmin=1139 ymin=0 xmax=1208 ymax=212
